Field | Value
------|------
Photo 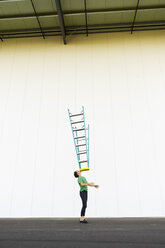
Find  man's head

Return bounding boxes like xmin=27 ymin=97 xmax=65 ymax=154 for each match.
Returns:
xmin=74 ymin=170 xmax=81 ymax=178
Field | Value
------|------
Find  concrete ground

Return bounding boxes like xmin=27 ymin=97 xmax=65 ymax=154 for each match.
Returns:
xmin=0 ymin=218 xmax=165 ymax=248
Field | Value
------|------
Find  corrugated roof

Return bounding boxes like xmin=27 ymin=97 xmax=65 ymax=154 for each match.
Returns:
xmin=0 ymin=0 xmax=165 ymax=43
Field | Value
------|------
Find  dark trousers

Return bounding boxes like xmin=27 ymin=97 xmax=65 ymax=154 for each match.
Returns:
xmin=80 ymin=190 xmax=88 ymax=216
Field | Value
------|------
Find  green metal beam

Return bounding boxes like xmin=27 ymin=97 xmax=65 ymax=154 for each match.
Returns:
xmin=0 ymin=6 xmax=165 ymax=20
xmin=55 ymin=0 xmax=66 ymax=44
xmin=84 ymin=0 xmax=88 ymax=36
xmin=30 ymin=0 xmax=45 ymax=39
xmin=1 ymin=26 xmax=165 ymax=40
xmin=1 ymin=21 xmax=165 ymax=36
xmin=131 ymin=0 xmax=140 ymax=34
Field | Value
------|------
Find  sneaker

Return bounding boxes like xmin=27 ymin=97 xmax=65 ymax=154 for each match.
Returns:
xmin=80 ymin=219 xmax=88 ymax=223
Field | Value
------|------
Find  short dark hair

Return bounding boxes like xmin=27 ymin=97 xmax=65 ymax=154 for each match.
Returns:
xmin=74 ymin=171 xmax=79 ymax=178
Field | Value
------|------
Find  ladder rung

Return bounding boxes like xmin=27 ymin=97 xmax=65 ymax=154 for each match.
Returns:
xmin=79 ymin=160 xmax=87 ymax=164
xmin=70 ymin=113 xmax=83 ymax=117
xmin=76 ymin=139 xmax=86 ymax=142
xmin=73 ymin=128 xmax=85 ymax=132
xmin=76 ymin=144 xmax=86 ymax=147
xmin=77 ymin=150 xmax=87 ymax=155
xmin=74 ymin=136 xmax=85 ymax=139
xmin=72 ymin=121 xmax=84 ymax=124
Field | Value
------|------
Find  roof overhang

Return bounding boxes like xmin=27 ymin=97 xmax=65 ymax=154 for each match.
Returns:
xmin=0 ymin=0 xmax=165 ymax=44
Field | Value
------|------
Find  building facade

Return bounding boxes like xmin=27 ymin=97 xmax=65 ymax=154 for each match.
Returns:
xmin=0 ymin=31 xmax=165 ymax=217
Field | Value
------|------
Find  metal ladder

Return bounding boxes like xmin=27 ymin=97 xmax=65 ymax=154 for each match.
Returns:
xmin=68 ymin=106 xmax=89 ymax=171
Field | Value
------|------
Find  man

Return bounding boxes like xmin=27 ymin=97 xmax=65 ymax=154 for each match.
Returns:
xmin=74 ymin=170 xmax=99 ymax=223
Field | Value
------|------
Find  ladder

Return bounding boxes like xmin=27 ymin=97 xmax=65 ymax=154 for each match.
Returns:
xmin=68 ymin=106 xmax=89 ymax=171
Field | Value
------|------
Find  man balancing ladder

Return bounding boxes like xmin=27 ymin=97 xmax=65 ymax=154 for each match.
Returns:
xmin=74 ymin=170 xmax=99 ymax=223
xmin=68 ymin=107 xmax=99 ymax=223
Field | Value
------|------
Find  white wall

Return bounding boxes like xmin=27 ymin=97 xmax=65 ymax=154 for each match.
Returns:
xmin=0 ymin=31 xmax=165 ymax=218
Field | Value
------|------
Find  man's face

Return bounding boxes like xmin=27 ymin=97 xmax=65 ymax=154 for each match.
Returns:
xmin=77 ymin=170 xmax=81 ymax=176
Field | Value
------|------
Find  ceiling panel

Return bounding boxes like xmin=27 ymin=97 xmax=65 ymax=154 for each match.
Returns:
xmin=0 ymin=1 xmax=33 ymax=16
xmin=61 ymin=0 xmax=84 ymax=12
xmin=64 ymin=14 xmax=85 ymax=27
xmin=139 ymin=0 xmax=165 ymax=8
xmin=0 ymin=0 xmax=164 ymax=41
xmin=86 ymin=0 xmax=137 ymax=10
xmin=136 ymin=9 xmax=165 ymax=22
xmin=87 ymin=12 xmax=134 ymax=25
xmin=39 ymin=16 xmax=59 ymax=28
xmin=33 ymin=0 xmax=57 ymax=13
xmin=0 ymin=18 xmax=39 ymax=31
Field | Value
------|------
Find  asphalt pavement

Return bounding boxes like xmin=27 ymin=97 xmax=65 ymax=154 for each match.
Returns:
xmin=0 ymin=218 xmax=165 ymax=248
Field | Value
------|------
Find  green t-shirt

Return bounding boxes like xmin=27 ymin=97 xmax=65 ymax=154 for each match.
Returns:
xmin=78 ymin=176 xmax=88 ymax=192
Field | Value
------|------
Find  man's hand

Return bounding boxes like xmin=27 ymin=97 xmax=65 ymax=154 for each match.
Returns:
xmin=94 ymin=185 xmax=99 ymax=188
xmin=87 ymin=183 xmax=99 ymax=188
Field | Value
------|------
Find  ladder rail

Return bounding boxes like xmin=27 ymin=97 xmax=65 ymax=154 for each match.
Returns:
xmin=68 ymin=109 xmax=81 ymax=169
xmin=87 ymin=124 xmax=89 ymax=167
xmin=68 ymin=106 xmax=89 ymax=171
xmin=75 ymin=130 xmax=80 ymax=161
xmin=82 ymin=106 xmax=89 ymax=169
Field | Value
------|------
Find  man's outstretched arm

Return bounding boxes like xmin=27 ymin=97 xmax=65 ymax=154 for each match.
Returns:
xmin=80 ymin=182 xmax=99 ymax=188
